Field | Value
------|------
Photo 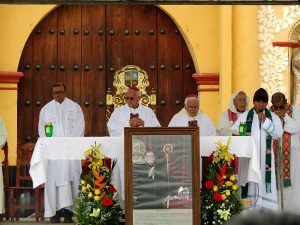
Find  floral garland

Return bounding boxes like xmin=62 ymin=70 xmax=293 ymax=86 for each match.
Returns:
xmin=201 ymin=138 xmax=243 ymax=225
xmin=75 ymin=143 xmax=122 ymax=225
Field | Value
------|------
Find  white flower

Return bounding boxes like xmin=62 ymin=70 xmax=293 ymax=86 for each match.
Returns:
xmin=217 ymin=209 xmax=231 ymax=221
xmin=90 ymin=208 xmax=100 ymax=218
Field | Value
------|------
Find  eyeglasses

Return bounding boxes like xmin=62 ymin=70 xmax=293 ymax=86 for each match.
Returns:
xmin=52 ymin=91 xmax=64 ymax=95
xmin=125 ymin=96 xmax=135 ymax=101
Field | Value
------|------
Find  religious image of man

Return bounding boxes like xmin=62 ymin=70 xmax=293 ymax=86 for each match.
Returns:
xmin=133 ymin=150 xmax=168 ymax=209
xmin=168 ymin=93 xmax=216 ymax=136
xmin=232 ymin=88 xmax=283 ymax=210
xmin=107 ymin=86 xmax=160 ymax=136
xmin=217 ymin=91 xmax=249 ymax=136
xmin=38 ymin=82 xmax=85 ymax=223
xmin=270 ymin=92 xmax=300 ymax=213
xmin=0 ymin=116 xmax=7 ymax=215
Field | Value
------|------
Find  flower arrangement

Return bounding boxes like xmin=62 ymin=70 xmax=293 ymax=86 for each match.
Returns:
xmin=201 ymin=138 xmax=243 ymax=225
xmin=75 ymin=143 xmax=122 ymax=225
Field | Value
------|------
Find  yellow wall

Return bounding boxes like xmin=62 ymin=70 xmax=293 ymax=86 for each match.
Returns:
xmin=232 ymin=6 xmax=260 ymax=106
xmin=0 ymin=4 xmax=267 ymax=164
xmin=0 ymin=84 xmax=17 ymax=165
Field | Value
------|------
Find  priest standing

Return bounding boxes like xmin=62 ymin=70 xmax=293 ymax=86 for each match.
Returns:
xmin=270 ymin=92 xmax=300 ymax=213
xmin=232 ymin=88 xmax=283 ymax=210
xmin=38 ymin=82 xmax=85 ymax=223
xmin=168 ymin=93 xmax=216 ymax=136
xmin=107 ymin=86 xmax=160 ymax=136
xmin=217 ymin=91 xmax=249 ymax=136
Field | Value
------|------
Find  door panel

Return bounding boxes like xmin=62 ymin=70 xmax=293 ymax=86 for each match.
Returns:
xmin=57 ymin=6 xmax=82 ymax=103
xmin=18 ymin=5 xmax=196 ymax=141
xmin=132 ymin=5 xmax=157 ymax=92
xmin=157 ymin=10 xmax=183 ymax=127
xmin=106 ymin=5 xmax=132 ymax=88
xmin=81 ymin=5 xmax=106 ymax=136
xmin=33 ymin=10 xmax=58 ymax=139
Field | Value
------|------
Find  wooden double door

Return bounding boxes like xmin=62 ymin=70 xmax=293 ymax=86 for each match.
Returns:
xmin=17 ymin=5 xmax=196 ymax=142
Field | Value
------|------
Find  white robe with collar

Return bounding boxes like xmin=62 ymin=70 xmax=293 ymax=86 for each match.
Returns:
xmin=107 ymin=104 xmax=161 ymax=137
xmin=168 ymin=108 xmax=216 ymax=136
xmin=232 ymin=109 xmax=283 ymax=210
xmin=38 ymin=98 xmax=85 ymax=217
xmin=279 ymin=106 xmax=300 ymax=213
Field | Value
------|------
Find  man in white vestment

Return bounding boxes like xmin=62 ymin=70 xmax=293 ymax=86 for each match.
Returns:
xmin=168 ymin=93 xmax=216 ymax=136
xmin=0 ymin=117 xmax=7 ymax=214
xmin=107 ymin=86 xmax=160 ymax=136
xmin=217 ymin=91 xmax=249 ymax=136
xmin=232 ymin=88 xmax=283 ymax=210
xmin=38 ymin=82 xmax=84 ymax=223
xmin=270 ymin=92 xmax=300 ymax=213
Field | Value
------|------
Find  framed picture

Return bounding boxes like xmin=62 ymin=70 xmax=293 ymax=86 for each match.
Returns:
xmin=124 ymin=127 xmax=200 ymax=225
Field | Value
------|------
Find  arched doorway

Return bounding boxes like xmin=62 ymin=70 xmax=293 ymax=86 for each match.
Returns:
xmin=17 ymin=5 xmax=196 ymax=142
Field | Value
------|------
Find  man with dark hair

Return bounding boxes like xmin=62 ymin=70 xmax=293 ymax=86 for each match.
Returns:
xmin=133 ymin=150 xmax=167 ymax=209
xmin=38 ymin=82 xmax=85 ymax=223
xmin=270 ymin=92 xmax=300 ymax=213
xmin=232 ymin=88 xmax=283 ymax=210
xmin=224 ymin=209 xmax=300 ymax=225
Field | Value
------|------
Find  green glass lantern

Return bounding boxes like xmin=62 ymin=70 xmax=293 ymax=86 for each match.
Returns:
xmin=239 ymin=122 xmax=247 ymax=136
xmin=45 ymin=122 xmax=53 ymax=137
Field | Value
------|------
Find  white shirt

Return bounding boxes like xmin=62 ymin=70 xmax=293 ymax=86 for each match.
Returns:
xmin=107 ymin=104 xmax=161 ymax=137
xmin=38 ymin=98 xmax=84 ymax=137
xmin=168 ymin=108 xmax=216 ymax=136
xmin=38 ymin=97 xmax=84 ymax=217
xmin=232 ymin=109 xmax=283 ymax=210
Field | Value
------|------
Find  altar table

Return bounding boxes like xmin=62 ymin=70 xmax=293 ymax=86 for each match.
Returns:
xmin=30 ymin=136 xmax=261 ymax=202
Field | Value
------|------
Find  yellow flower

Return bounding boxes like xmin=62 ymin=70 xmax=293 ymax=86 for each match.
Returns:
xmin=232 ymin=184 xmax=238 ymax=191
xmin=86 ymin=184 xmax=91 ymax=190
xmin=94 ymin=189 xmax=100 ymax=195
xmin=225 ymin=190 xmax=231 ymax=196
xmin=229 ymin=175 xmax=236 ymax=182
xmin=80 ymin=180 xmax=85 ymax=185
xmin=88 ymin=192 xmax=93 ymax=198
xmin=225 ymin=181 xmax=233 ymax=187
xmin=213 ymin=186 xmax=218 ymax=192
xmin=222 ymin=194 xmax=226 ymax=200
xmin=94 ymin=196 xmax=100 ymax=201
xmin=82 ymin=186 xmax=87 ymax=191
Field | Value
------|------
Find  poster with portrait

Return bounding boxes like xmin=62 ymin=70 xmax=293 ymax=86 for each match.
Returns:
xmin=125 ymin=127 xmax=200 ymax=225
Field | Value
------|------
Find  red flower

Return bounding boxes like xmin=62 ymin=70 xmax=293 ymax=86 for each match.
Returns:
xmin=82 ymin=160 xmax=90 ymax=176
xmin=212 ymin=193 xmax=223 ymax=202
xmin=231 ymin=155 xmax=239 ymax=174
xmin=103 ymin=157 xmax=112 ymax=170
xmin=204 ymin=180 xmax=214 ymax=189
xmin=102 ymin=197 xmax=113 ymax=207
xmin=208 ymin=152 xmax=214 ymax=163
xmin=108 ymin=185 xmax=117 ymax=193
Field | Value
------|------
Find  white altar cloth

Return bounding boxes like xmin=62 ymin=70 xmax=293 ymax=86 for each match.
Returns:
xmin=30 ymin=136 xmax=261 ymax=201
